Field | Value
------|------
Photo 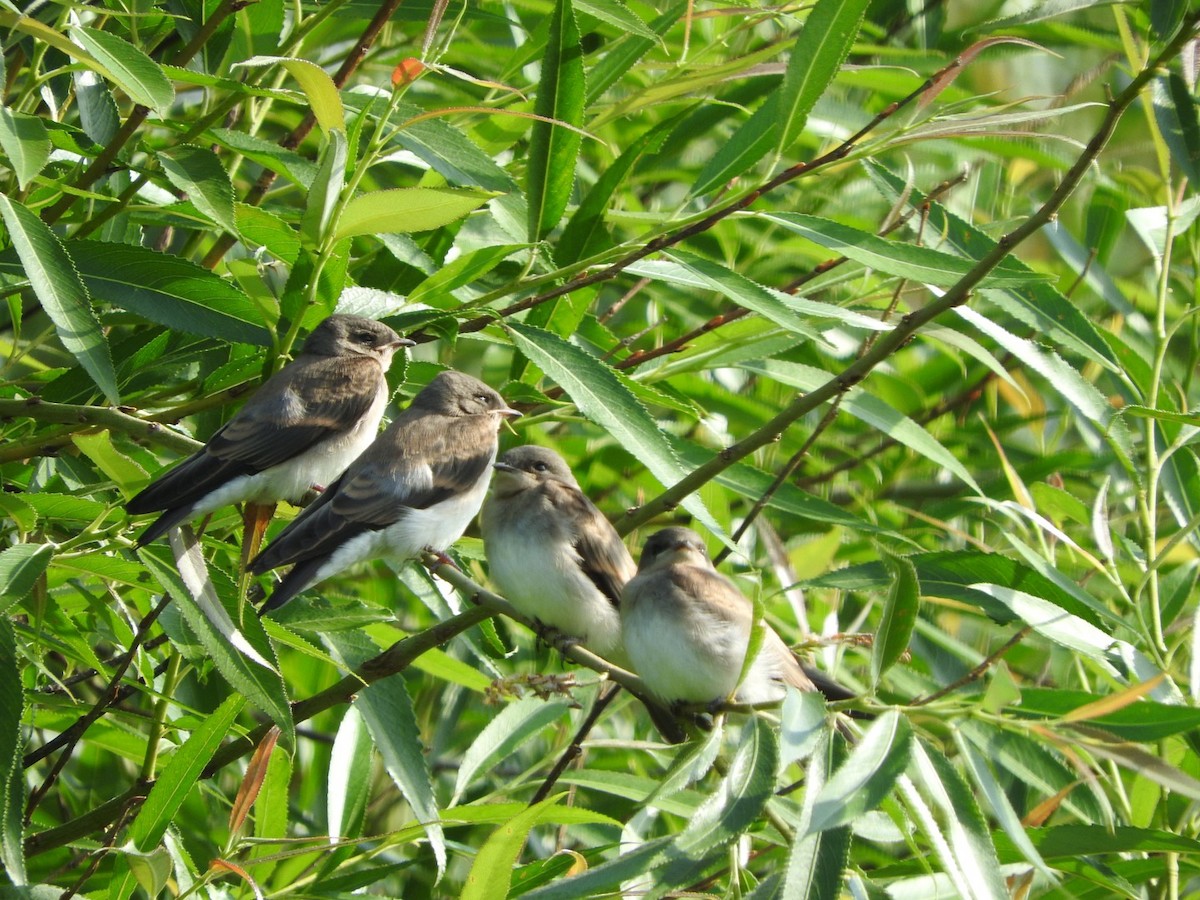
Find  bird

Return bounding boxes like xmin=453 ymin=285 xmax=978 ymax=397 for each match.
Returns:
xmin=481 ymin=445 xmax=635 ymax=667
xmin=249 ymin=370 xmax=521 ymax=613
xmin=622 ymin=526 xmax=846 ymax=708
xmin=127 ymin=314 xmax=413 ymax=547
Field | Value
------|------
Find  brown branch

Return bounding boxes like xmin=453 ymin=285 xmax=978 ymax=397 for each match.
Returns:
xmin=529 ymin=685 xmax=620 ymax=806
xmin=614 ymin=18 xmax=1200 ymax=535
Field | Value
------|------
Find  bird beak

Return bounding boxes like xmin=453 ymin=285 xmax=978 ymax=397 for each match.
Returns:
xmin=390 ymin=337 xmax=417 ymax=348
xmin=493 ymin=461 xmax=518 ymax=474
xmin=497 ymin=405 xmax=522 ymax=419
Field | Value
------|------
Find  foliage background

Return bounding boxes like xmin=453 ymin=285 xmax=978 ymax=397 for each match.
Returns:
xmin=2 ymin=0 xmax=1200 ymax=896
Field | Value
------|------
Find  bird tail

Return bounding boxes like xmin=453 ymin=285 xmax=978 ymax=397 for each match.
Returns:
xmin=257 ymin=558 xmax=325 ymax=615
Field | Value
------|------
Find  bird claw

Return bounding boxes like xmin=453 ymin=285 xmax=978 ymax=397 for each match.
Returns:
xmin=425 ymin=547 xmax=460 ymax=570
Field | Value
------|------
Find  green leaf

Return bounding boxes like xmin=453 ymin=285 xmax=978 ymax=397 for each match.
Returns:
xmin=1014 ymin=688 xmax=1200 ymax=742
xmin=507 ymin=322 xmax=722 ymax=536
xmin=956 ymin=734 xmax=1056 ymax=881
xmin=654 ymin=251 xmax=825 ymax=339
xmin=69 ymin=26 xmax=175 ymax=114
xmin=129 ymin=693 xmax=246 ymax=851
xmin=909 ymin=740 xmax=1008 ymax=900
xmin=778 ymin=0 xmax=870 ymax=152
xmin=691 ymin=94 xmax=779 ymax=199
xmin=302 ymin=128 xmax=348 ymax=247
xmin=1154 ymin=73 xmax=1200 ymax=189
xmin=741 ymin=359 xmax=982 ymax=493
xmin=0 ymin=619 xmax=25 ymax=885
xmin=585 ymin=3 xmax=684 ymax=104
xmin=574 ymin=0 xmax=656 ymax=39
xmin=328 ymin=707 xmax=373 ymax=840
xmin=139 ymin=540 xmax=293 ymax=742
xmin=0 ymin=543 xmax=53 ymax=614
xmin=72 ymin=430 xmax=147 ymax=493
xmin=334 ymin=187 xmax=495 ymax=241
xmin=407 ymin=243 xmax=528 ymax=307
xmin=807 ymin=710 xmax=912 ymax=834
xmin=526 ymin=0 xmax=585 ymax=239
xmin=463 ymin=796 xmax=567 ymax=900
xmin=865 ymin=160 xmax=1118 ymax=369
xmin=60 ymin=241 xmax=271 ymax=346
xmin=235 ymin=56 xmax=344 ymax=133
xmin=764 ymin=213 xmax=1047 ymax=288
xmin=956 ymin=305 xmax=1134 ymax=467
xmin=873 ymin=552 xmax=919 ymax=686
xmin=0 ymin=108 xmax=50 ymax=189
xmin=786 ymin=731 xmax=850 ymax=900
xmin=0 ymin=195 xmax=119 ymax=404
xmin=157 ymin=145 xmax=238 ymax=235
xmin=325 ymin=631 xmax=446 ymax=876
xmin=556 ymin=117 xmax=674 ymax=266
xmin=524 ymin=719 xmax=777 ymax=898
xmin=452 ymin=696 xmax=573 ymax=805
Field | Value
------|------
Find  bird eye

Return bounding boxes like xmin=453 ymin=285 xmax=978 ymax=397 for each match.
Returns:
xmin=476 ymin=393 xmax=490 ymax=404
xmin=533 ymin=462 xmax=548 ymax=472
xmin=354 ymin=331 xmax=374 ymax=344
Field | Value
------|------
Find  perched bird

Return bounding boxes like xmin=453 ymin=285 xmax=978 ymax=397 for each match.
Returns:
xmin=249 ymin=370 xmax=520 ymax=613
xmin=481 ymin=445 xmax=634 ymax=667
xmin=128 ymin=315 xmax=412 ymax=547
xmin=622 ymin=527 xmax=843 ymax=708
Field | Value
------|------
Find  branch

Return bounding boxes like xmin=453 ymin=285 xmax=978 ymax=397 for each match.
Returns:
xmin=0 ymin=398 xmax=202 ymax=463
xmin=615 ymin=20 xmax=1200 ymax=535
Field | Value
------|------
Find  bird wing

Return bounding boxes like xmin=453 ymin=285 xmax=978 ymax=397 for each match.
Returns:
xmin=550 ymin=482 xmax=634 ymax=609
xmin=207 ymin=354 xmax=383 ymax=470
xmin=249 ymin=408 xmax=494 ymax=570
xmin=666 ymin=564 xmax=754 ymax=633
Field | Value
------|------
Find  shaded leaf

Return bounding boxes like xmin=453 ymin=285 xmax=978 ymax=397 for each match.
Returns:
xmin=0 ymin=195 xmax=119 ymax=403
xmin=69 ymin=26 xmax=174 ymax=114
xmin=527 ymin=0 xmax=585 ymax=239
xmin=0 ymin=108 xmax=50 ymax=189
xmin=158 ymin=145 xmax=238 ymax=235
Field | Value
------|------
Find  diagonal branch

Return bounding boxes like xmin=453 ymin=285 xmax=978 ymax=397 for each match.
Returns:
xmin=614 ymin=17 xmax=1200 ymax=535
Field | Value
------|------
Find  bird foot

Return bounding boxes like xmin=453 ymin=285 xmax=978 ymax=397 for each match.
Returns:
xmin=425 ymin=547 xmax=460 ymax=570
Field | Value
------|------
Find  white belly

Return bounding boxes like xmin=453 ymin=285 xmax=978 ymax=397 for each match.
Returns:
xmin=485 ymin=526 xmax=626 ymax=665
xmin=190 ymin=389 xmax=388 ymax=516
xmin=622 ymin=600 xmax=745 ymax=704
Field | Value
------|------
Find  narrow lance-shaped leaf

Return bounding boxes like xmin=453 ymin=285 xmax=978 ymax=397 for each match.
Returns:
xmin=68 ymin=26 xmax=175 ymax=114
xmin=0 ymin=194 xmax=119 ymax=404
xmin=129 ymin=693 xmax=246 ymax=851
xmin=158 ymin=145 xmax=238 ymax=235
xmin=0 ymin=618 xmax=25 ymax=885
xmin=907 ymin=739 xmax=1008 ymax=900
xmin=0 ymin=108 xmax=50 ymax=189
xmin=778 ymin=0 xmax=870 ymax=152
xmin=873 ymin=552 xmax=919 ymax=686
xmin=57 ymin=241 xmax=271 ymax=346
xmin=1155 ymin=74 xmax=1200 ymax=184
xmin=325 ymin=631 xmax=447 ymax=876
xmin=235 ymin=56 xmax=344 ymax=133
xmin=807 ymin=710 xmax=912 ymax=834
xmin=0 ymin=543 xmax=54 ymax=615
xmin=301 ymin=128 xmax=348 ymax=248
xmin=507 ymin=322 xmax=723 ymax=537
xmin=785 ymin=730 xmax=851 ymax=900
xmin=527 ymin=0 xmax=585 ymax=239
xmin=334 ymin=187 xmax=495 ymax=241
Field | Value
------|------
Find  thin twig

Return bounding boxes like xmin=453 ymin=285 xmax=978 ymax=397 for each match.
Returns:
xmin=23 ymin=594 xmax=173 ymax=814
xmin=529 ymin=685 xmax=620 ymax=806
xmin=911 ymin=626 xmax=1032 ymax=706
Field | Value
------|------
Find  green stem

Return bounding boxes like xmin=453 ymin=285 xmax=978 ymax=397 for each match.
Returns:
xmin=141 ymin=652 xmax=183 ymax=780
